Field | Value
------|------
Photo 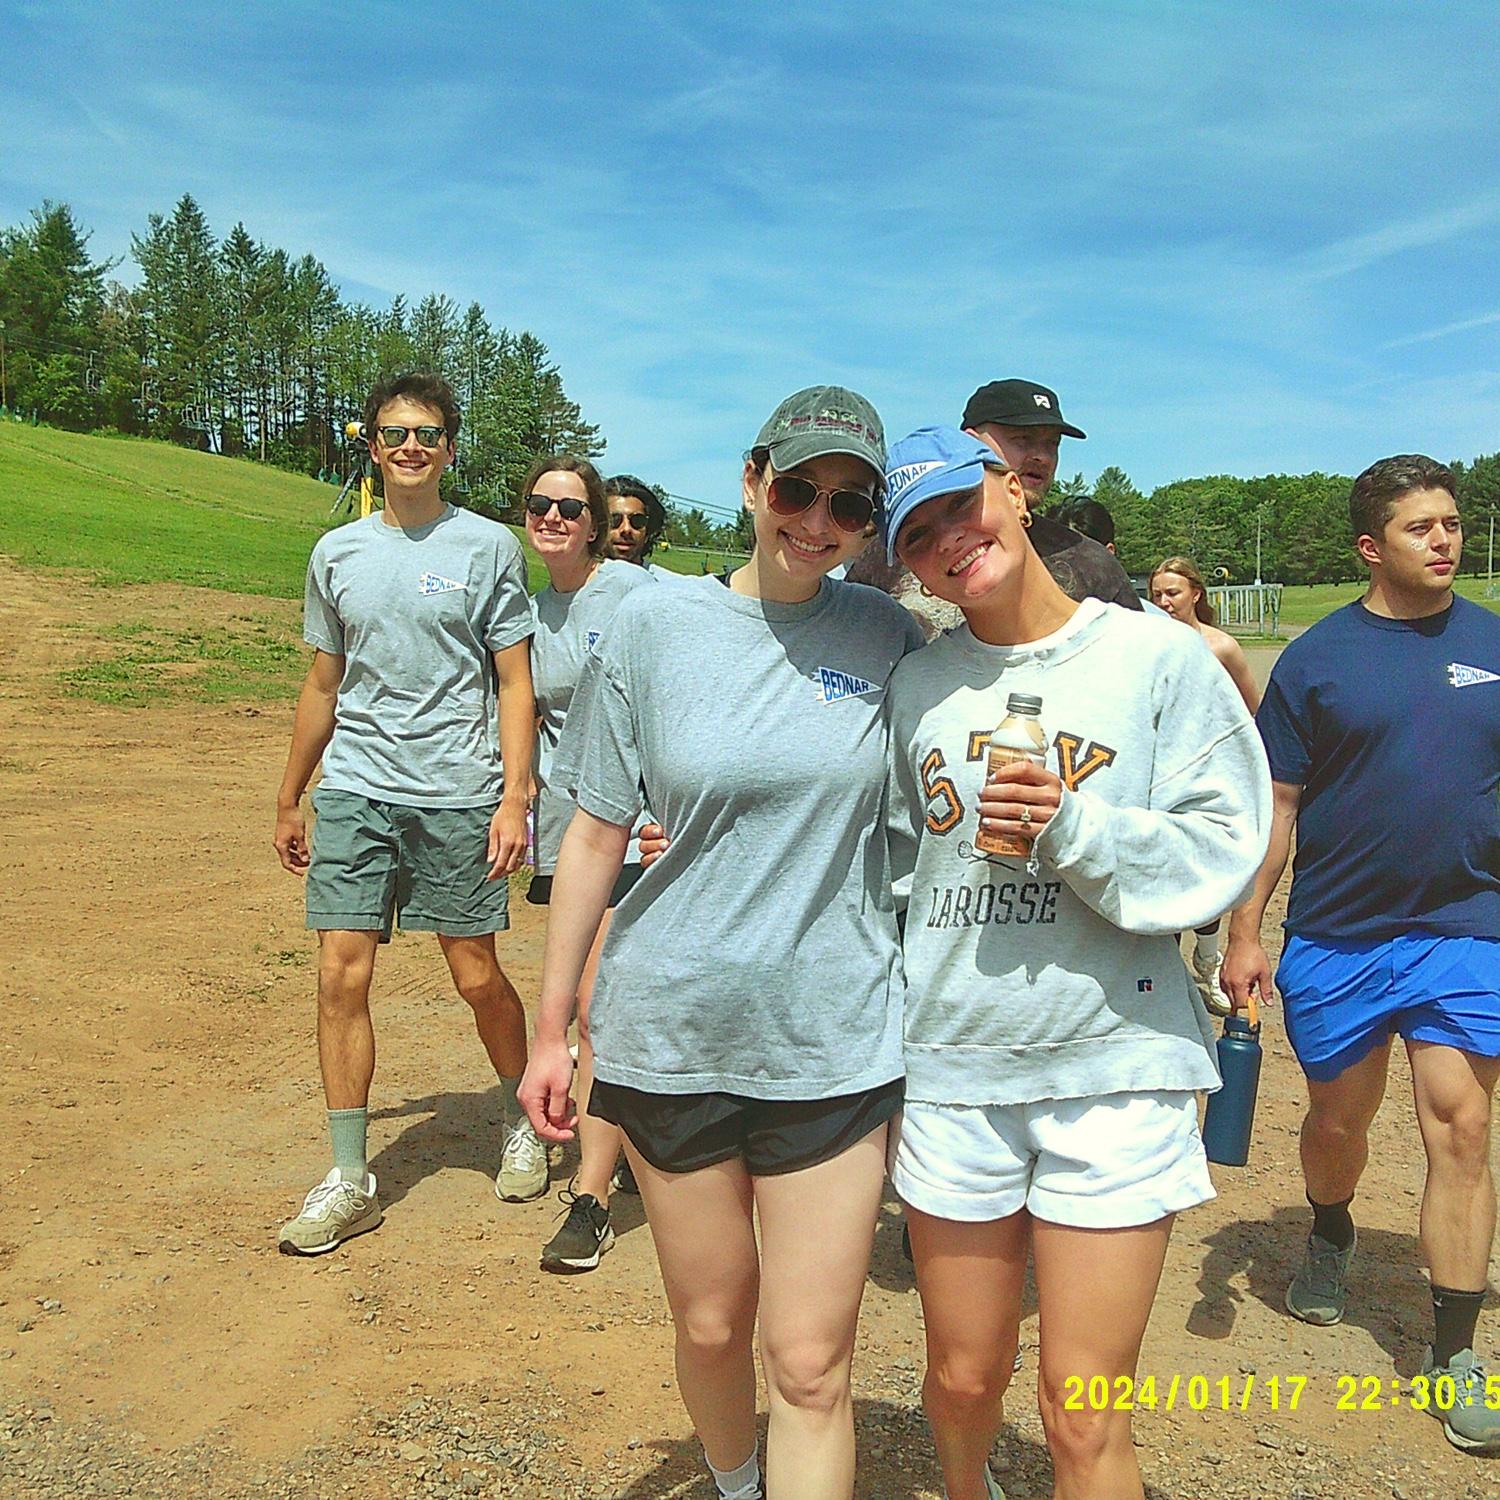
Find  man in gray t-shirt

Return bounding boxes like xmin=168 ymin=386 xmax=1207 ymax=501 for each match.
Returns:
xmin=272 ymin=372 xmax=542 ymax=1257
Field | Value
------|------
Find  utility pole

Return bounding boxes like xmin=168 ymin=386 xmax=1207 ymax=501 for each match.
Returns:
xmin=0 ymin=321 xmax=7 ymax=410
xmin=1255 ymin=510 xmax=1263 ymax=585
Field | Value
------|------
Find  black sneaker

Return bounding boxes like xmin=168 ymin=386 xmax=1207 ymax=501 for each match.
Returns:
xmin=611 ymin=1157 xmax=639 ymax=1195
xmin=540 ymin=1191 xmax=614 ymax=1273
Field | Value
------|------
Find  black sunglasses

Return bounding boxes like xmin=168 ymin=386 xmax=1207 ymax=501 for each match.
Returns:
xmin=609 ymin=510 xmax=645 ymax=530
xmin=376 ymin=424 xmax=446 ymax=449
xmin=526 ymin=494 xmax=587 ymax=520
xmin=766 ymin=474 xmax=876 ymax=534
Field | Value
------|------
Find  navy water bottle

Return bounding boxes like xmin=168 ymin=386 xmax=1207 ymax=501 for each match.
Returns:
xmin=1202 ymin=995 xmax=1262 ymax=1167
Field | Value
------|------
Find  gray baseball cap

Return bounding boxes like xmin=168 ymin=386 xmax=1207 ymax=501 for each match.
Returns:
xmin=753 ymin=386 xmax=886 ymax=476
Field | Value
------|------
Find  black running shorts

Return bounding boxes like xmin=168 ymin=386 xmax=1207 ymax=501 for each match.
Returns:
xmin=525 ymin=863 xmax=643 ymax=908
xmin=588 ymin=1077 xmax=903 ymax=1177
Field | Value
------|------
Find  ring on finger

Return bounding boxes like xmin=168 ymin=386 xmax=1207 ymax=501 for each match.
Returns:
xmin=1020 ymin=806 xmax=1032 ymax=828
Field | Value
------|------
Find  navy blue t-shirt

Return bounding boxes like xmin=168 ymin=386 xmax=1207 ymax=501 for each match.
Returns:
xmin=1257 ymin=598 xmax=1500 ymax=941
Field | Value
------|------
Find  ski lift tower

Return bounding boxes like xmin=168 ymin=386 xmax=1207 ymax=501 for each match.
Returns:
xmin=331 ymin=421 xmax=378 ymax=518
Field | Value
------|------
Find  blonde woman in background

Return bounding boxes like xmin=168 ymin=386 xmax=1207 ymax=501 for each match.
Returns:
xmin=1149 ymin=555 xmax=1262 ymax=1014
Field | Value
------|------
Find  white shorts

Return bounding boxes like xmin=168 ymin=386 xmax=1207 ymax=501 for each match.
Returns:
xmin=890 ymin=1091 xmax=1215 ymax=1229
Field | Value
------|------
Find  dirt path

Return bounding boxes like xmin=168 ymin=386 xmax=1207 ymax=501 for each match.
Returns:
xmin=1 ymin=563 xmax=1495 ymax=1499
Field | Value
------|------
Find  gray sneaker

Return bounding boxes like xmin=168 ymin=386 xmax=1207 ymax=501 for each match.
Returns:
xmin=1420 ymin=1346 xmax=1500 ymax=1453
xmin=277 ymin=1168 xmax=382 ymax=1255
xmin=1285 ymin=1230 xmax=1356 ymax=1325
xmin=494 ymin=1118 xmax=549 ymax=1202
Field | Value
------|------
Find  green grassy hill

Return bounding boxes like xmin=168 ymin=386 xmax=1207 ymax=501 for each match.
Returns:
xmin=0 ymin=423 xmax=747 ymax=598
xmin=5 ymin=422 xmax=1495 ymax=650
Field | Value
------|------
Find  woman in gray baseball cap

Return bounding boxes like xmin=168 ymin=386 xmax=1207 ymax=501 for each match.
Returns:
xmin=521 ymin=387 xmax=925 ymax=1500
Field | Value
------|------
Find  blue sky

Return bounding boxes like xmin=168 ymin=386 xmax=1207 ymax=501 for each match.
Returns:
xmin=4 ymin=0 xmax=1498 ymax=516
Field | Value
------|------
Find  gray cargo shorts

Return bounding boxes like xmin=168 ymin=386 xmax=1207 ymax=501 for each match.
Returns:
xmin=305 ymin=788 xmax=510 ymax=939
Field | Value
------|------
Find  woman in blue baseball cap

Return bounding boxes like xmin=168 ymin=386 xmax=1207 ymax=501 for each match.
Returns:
xmin=880 ymin=427 xmax=1272 ymax=1500
xmin=520 ymin=388 xmax=925 ymax=1500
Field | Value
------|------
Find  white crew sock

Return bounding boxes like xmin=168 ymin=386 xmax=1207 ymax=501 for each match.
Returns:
xmin=707 ymin=1448 xmax=760 ymax=1499
xmin=1194 ymin=926 xmax=1219 ymax=963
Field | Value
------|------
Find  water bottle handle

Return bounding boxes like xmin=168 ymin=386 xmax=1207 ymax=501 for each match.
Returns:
xmin=1247 ymin=991 xmax=1260 ymax=1030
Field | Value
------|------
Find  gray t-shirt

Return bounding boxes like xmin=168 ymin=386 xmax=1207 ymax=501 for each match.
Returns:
xmin=303 ymin=506 xmax=534 ymax=808
xmin=554 ymin=574 xmax=927 ymax=1099
xmin=532 ymin=560 xmax=654 ymax=873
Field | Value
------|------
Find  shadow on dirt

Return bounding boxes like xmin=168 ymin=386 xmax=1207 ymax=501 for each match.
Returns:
xmin=366 ymin=1086 xmax=649 ymax=1240
xmin=606 ymin=1400 xmax=1179 ymax=1499
xmin=1184 ymin=1204 xmax=1468 ymax=1370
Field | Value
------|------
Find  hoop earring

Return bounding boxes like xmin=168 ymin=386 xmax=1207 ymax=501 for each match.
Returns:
xmin=1021 ymin=510 xmax=1033 ymax=529
xmin=918 ymin=582 xmax=935 ymax=598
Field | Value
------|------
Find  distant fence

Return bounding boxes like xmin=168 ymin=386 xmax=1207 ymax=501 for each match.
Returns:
xmin=1207 ymin=583 xmax=1282 ymax=635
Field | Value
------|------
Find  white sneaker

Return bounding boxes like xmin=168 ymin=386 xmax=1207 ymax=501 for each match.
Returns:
xmin=495 ymin=1118 xmax=549 ymax=1202
xmin=277 ymin=1168 xmax=382 ymax=1255
xmin=1191 ymin=948 xmax=1231 ymax=1016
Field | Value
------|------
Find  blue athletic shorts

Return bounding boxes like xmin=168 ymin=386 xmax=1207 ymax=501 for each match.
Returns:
xmin=1276 ymin=933 xmax=1500 ymax=1082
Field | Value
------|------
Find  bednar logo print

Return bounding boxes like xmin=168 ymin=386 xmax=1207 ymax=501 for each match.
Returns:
xmin=817 ymin=666 xmax=880 ymax=704
xmin=1137 ymin=978 xmax=1153 ymax=993
xmin=1447 ymin=662 xmax=1500 ymax=688
xmin=887 ymin=460 xmax=946 ymax=499
xmin=418 ymin=572 xmax=465 ymax=596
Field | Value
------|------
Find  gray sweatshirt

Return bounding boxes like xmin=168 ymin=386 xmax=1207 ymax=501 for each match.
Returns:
xmin=887 ymin=599 xmax=1272 ymax=1106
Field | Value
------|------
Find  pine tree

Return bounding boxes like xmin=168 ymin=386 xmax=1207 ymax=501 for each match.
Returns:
xmin=0 ymin=201 xmax=113 ymax=424
xmin=132 ymin=194 xmax=225 ymax=446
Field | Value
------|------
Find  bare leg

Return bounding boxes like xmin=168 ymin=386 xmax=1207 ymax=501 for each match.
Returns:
xmin=626 ymin=1142 xmax=761 ymax=1471
xmin=907 ymin=1205 xmax=1029 ymax=1500
xmin=1408 ymin=1041 xmax=1500 ymax=1288
xmin=574 ymin=912 xmax=626 ymax=1203
xmin=1300 ymin=1041 xmax=1391 ymax=1204
xmin=316 ymin=929 xmax=380 ymax=1109
xmin=1033 ymin=1215 xmax=1174 ymax=1500
xmin=437 ymin=932 xmax=527 ymax=1079
xmin=756 ymin=1126 xmax=887 ymax=1500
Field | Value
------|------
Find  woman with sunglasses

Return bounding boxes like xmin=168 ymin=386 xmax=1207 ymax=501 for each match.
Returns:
xmin=520 ymin=388 xmax=924 ymax=1500
xmin=878 ymin=428 xmax=1270 ymax=1500
xmin=519 ymin=454 xmax=656 ymax=1266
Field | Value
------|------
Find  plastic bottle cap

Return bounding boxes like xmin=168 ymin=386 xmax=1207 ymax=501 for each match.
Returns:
xmin=1005 ymin=693 xmax=1043 ymax=714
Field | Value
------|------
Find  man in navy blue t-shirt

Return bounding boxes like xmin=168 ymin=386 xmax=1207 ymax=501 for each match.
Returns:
xmin=1224 ymin=454 xmax=1500 ymax=1455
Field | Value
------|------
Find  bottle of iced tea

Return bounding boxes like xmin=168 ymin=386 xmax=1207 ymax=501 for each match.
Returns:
xmin=976 ymin=693 xmax=1048 ymax=858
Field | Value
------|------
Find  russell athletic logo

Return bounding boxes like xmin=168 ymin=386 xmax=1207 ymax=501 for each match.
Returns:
xmin=1447 ymin=662 xmax=1500 ymax=688
xmin=817 ymin=666 xmax=879 ymax=704
xmin=418 ymin=572 xmax=465 ymax=596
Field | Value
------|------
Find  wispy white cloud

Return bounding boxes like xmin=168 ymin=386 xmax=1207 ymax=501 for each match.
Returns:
xmin=1382 ymin=310 xmax=1500 ymax=351
xmin=1299 ymin=191 xmax=1500 ymax=283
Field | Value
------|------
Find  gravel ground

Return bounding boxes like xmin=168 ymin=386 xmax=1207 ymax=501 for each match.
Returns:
xmin=5 ymin=1383 xmax=1497 ymax=1500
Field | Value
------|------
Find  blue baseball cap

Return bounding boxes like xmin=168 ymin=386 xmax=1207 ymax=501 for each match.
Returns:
xmin=880 ymin=425 xmax=1007 ymax=562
